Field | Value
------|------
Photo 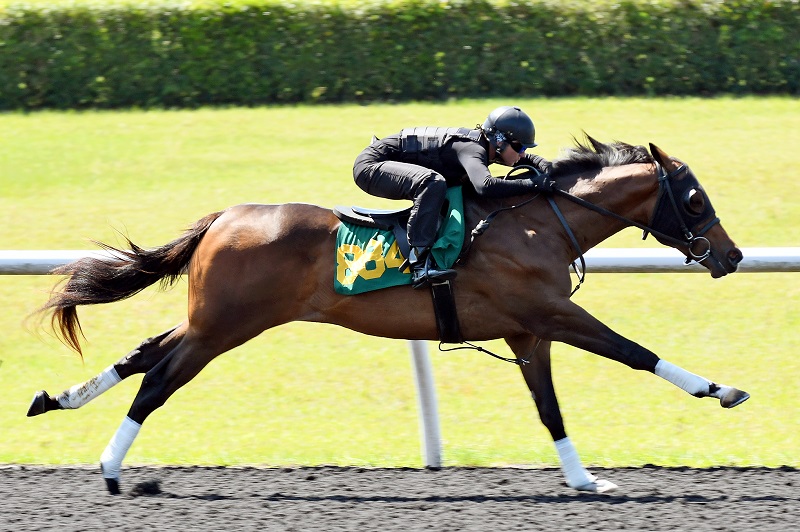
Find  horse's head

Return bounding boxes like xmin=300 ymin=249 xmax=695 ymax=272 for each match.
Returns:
xmin=647 ymin=144 xmax=743 ymax=278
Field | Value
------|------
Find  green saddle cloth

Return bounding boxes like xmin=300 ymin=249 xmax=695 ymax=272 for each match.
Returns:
xmin=334 ymin=187 xmax=465 ymax=295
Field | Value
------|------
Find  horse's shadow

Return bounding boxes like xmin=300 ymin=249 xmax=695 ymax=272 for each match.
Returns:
xmin=132 ymin=484 xmax=788 ymax=505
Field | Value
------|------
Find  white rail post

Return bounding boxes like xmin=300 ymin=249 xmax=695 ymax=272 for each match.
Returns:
xmin=408 ymin=340 xmax=442 ymax=468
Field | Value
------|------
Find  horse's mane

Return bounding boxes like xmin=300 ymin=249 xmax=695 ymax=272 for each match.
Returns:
xmin=550 ymin=135 xmax=654 ymax=179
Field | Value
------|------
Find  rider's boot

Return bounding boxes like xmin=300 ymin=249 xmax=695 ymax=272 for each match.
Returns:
xmin=409 ymin=247 xmax=457 ymax=289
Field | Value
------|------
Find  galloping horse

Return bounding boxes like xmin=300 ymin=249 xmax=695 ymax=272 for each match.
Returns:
xmin=28 ymin=137 xmax=749 ymax=495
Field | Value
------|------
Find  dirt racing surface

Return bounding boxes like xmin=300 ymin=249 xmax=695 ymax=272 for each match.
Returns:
xmin=2 ymin=465 xmax=797 ymax=531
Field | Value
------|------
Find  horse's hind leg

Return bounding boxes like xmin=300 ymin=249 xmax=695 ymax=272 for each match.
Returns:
xmin=27 ymin=324 xmax=184 ymax=417
xmin=506 ymin=334 xmax=617 ymax=494
xmin=99 ymin=329 xmax=236 ymax=494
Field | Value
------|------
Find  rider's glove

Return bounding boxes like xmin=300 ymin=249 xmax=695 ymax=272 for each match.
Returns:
xmin=522 ymin=174 xmax=556 ymax=192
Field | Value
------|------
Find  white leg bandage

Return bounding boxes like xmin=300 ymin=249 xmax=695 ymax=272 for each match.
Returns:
xmin=654 ymin=360 xmax=709 ymax=396
xmin=100 ymin=416 xmax=141 ymax=480
xmin=554 ymin=437 xmax=596 ymax=488
xmin=57 ymin=365 xmax=122 ymax=409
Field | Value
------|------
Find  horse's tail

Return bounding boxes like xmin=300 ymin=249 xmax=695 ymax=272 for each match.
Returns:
xmin=38 ymin=210 xmax=225 ymax=358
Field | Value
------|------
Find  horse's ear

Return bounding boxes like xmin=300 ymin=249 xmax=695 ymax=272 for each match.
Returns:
xmin=649 ymin=143 xmax=671 ymax=167
xmin=587 ymin=134 xmax=605 ymax=153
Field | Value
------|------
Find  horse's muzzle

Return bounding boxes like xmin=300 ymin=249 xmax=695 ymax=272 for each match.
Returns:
xmin=700 ymin=247 xmax=744 ymax=279
xmin=727 ymin=247 xmax=744 ymax=269
xmin=709 ymin=246 xmax=743 ymax=278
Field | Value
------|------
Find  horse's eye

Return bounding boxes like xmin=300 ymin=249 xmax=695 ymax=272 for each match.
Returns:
xmin=683 ymin=188 xmax=705 ymax=215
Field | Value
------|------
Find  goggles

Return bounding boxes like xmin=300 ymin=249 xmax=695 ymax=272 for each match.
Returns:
xmin=496 ymin=132 xmax=527 ymax=155
xmin=509 ymin=140 xmax=526 ymax=154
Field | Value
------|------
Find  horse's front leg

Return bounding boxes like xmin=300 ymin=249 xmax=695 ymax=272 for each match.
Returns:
xmin=506 ymin=335 xmax=617 ymax=494
xmin=27 ymin=324 xmax=183 ymax=417
xmin=538 ymin=299 xmax=749 ymax=408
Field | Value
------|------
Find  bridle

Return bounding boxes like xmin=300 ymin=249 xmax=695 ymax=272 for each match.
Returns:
xmin=643 ymin=163 xmax=720 ymax=263
xmin=469 ymin=161 xmax=721 ymax=296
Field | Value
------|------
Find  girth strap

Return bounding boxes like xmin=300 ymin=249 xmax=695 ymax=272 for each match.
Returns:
xmin=429 ymin=280 xmax=463 ymax=344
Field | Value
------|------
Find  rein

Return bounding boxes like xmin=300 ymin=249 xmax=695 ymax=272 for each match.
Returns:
xmin=473 ymin=163 xmax=721 ymax=292
xmin=461 ymin=167 xmax=588 ymax=294
xmin=549 ymin=163 xmax=719 ymax=264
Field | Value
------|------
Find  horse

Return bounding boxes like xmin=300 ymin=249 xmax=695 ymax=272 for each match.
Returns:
xmin=28 ymin=136 xmax=749 ymax=495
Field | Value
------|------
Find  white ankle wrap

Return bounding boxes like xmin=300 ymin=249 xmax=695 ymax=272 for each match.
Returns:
xmin=654 ymin=360 xmax=709 ymax=396
xmin=554 ymin=437 xmax=595 ymax=488
xmin=100 ymin=416 xmax=141 ymax=480
xmin=57 ymin=365 xmax=121 ymax=409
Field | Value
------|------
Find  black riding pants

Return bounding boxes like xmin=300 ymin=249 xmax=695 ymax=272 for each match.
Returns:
xmin=353 ymin=142 xmax=447 ymax=249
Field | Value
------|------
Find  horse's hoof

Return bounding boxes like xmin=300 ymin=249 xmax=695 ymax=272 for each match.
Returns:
xmin=720 ymin=388 xmax=750 ymax=408
xmin=101 ymin=462 xmax=122 ymax=495
xmin=27 ymin=390 xmax=58 ymax=417
xmin=573 ymin=478 xmax=618 ymax=494
xmin=105 ymin=477 xmax=121 ymax=495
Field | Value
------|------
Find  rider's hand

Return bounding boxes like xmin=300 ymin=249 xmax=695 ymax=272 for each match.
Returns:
xmin=523 ymin=174 xmax=556 ymax=192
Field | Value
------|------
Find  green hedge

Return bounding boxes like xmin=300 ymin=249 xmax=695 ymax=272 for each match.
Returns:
xmin=1 ymin=0 xmax=798 ymax=109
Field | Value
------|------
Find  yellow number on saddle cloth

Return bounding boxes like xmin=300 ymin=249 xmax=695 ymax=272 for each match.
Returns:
xmin=336 ymin=237 xmax=402 ymax=283
xmin=335 ymin=233 xmax=410 ymax=294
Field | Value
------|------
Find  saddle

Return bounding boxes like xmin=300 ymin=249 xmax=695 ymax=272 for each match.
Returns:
xmin=332 ymin=205 xmax=413 ymax=264
xmin=333 ymin=191 xmax=465 ymax=344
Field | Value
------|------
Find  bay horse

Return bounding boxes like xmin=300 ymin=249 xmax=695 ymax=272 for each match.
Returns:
xmin=28 ymin=137 xmax=749 ymax=495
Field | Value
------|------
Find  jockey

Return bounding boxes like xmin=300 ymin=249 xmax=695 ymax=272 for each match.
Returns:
xmin=353 ymin=105 xmax=552 ymax=288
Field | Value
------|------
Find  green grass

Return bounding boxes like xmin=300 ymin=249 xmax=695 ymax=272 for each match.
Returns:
xmin=1 ymin=97 xmax=799 ymax=468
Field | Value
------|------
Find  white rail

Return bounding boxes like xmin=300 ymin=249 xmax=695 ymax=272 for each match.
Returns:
xmin=2 ymin=247 xmax=799 ymax=275
xmin=5 ymin=248 xmax=799 ymax=468
xmin=581 ymin=247 xmax=800 ymax=273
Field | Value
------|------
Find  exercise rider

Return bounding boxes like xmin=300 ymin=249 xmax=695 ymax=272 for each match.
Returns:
xmin=352 ymin=105 xmax=552 ymax=288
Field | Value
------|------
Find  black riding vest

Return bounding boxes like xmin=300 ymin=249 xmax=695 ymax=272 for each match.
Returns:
xmin=399 ymin=127 xmax=483 ymax=166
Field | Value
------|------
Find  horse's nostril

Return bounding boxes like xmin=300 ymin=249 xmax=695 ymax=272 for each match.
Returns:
xmin=728 ymin=248 xmax=743 ymax=265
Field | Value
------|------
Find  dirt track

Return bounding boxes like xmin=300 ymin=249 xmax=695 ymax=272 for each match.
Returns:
xmin=2 ymin=465 xmax=797 ymax=531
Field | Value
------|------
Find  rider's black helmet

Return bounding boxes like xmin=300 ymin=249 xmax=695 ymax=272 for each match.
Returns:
xmin=482 ymin=106 xmax=537 ymax=149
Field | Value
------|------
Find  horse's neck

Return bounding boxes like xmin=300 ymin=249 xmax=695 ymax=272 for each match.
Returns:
xmin=560 ymin=163 xmax=659 ymax=248
xmin=462 ymin=163 xmax=658 ymax=259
